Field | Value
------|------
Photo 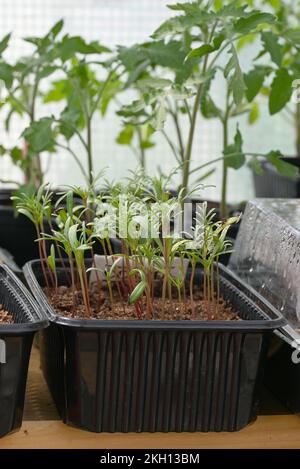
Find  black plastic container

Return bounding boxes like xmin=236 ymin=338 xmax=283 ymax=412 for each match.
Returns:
xmin=0 ymin=264 xmax=48 ymax=437
xmin=0 ymin=189 xmax=41 ymax=267
xmin=254 ymin=157 xmax=300 ymax=198
xmin=264 ymin=325 xmax=300 ymax=413
xmin=24 ymin=259 xmax=285 ymax=433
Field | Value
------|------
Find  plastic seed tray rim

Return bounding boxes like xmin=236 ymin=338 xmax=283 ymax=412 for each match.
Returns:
xmin=0 ymin=264 xmax=48 ymax=334
xmin=23 ymin=259 xmax=286 ymax=332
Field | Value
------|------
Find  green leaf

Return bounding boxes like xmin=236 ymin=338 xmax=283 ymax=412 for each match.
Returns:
xmin=100 ymin=78 xmax=122 ymax=116
xmin=50 ymin=19 xmax=64 ymax=38
xmin=37 ymin=65 xmax=57 ymax=80
xmin=269 ymin=69 xmax=293 ymax=115
xmin=261 ymin=31 xmax=283 ymax=67
xmin=151 ymin=16 xmax=195 ymax=40
xmin=200 ymin=70 xmax=222 ymax=119
xmin=68 ymin=224 xmax=79 ymax=250
xmin=0 ymin=145 xmax=6 ymax=156
xmin=224 ymin=126 xmax=245 ymax=169
xmin=244 ymin=67 xmax=266 ymax=102
xmin=59 ymin=36 xmax=110 ymax=61
xmin=266 ymin=151 xmax=298 ymax=179
xmin=129 ymin=281 xmax=147 ymax=305
xmin=285 ymin=29 xmax=300 ymax=45
xmin=224 ymin=46 xmax=246 ymax=105
xmin=66 ymin=191 xmax=73 ymax=216
xmin=10 ymin=146 xmax=23 ymax=163
xmin=168 ymin=2 xmax=205 ymax=15
xmin=144 ymin=40 xmax=187 ymax=71
xmin=0 ymin=62 xmax=13 ymax=88
xmin=17 ymin=208 xmax=35 ymax=224
xmin=185 ymin=44 xmax=215 ymax=61
xmin=59 ymin=106 xmax=82 ymax=139
xmin=234 ymin=12 xmax=275 ymax=34
xmin=248 ymin=102 xmax=260 ymax=124
xmin=0 ymin=33 xmax=11 ymax=55
xmin=250 ymin=158 xmax=264 ymax=175
xmin=117 ymin=45 xmax=148 ymax=71
xmin=22 ymin=118 xmax=55 ymax=153
xmin=141 ymin=140 xmax=155 ymax=149
xmin=116 ymin=124 xmax=134 ymax=145
xmin=44 ymin=80 xmax=68 ymax=103
xmin=118 ymin=100 xmax=145 ymax=118
xmin=137 ymin=77 xmax=172 ymax=90
xmin=47 ymin=244 xmax=56 ymax=274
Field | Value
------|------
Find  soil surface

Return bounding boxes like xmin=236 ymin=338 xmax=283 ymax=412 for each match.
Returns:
xmin=45 ymin=285 xmax=240 ymax=321
xmin=0 ymin=305 xmax=14 ymax=323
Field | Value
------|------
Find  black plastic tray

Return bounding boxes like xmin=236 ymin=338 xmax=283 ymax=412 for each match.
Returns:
xmin=0 ymin=264 xmax=48 ymax=437
xmin=254 ymin=158 xmax=300 ymax=198
xmin=24 ymin=259 xmax=285 ymax=433
xmin=264 ymin=325 xmax=300 ymax=413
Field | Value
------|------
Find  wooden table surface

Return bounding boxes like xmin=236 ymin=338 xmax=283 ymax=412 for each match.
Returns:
xmin=0 ymin=415 xmax=300 ymax=449
xmin=1 ymin=347 xmax=300 ymax=449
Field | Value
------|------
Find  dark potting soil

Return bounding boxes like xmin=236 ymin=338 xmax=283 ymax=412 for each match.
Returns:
xmin=0 ymin=305 xmax=13 ymax=323
xmin=44 ymin=285 xmax=240 ymax=321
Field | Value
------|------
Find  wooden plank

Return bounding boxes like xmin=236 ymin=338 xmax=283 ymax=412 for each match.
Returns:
xmin=1 ymin=416 xmax=300 ymax=449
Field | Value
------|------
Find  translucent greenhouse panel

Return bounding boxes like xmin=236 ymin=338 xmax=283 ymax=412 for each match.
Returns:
xmin=229 ymin=199 xmax=300 ymax=329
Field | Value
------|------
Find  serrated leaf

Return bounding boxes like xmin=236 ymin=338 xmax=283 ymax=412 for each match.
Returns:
xmin=59 ymin=36 xmax=110 ymax=61
xmin=151 ymin=15 xmax=195 ymax=40
xmin=168 ymin=2 xmax=205 ymax=15
xmin=44 ymin=80 xmax=68 ymax=103
xmin=0 ymin=62 xmax=13 ymax=88
xmin=261 ymin=31 xmax=283 ymax=67
xmin=266 ymin=151 xmax=298 ymax=179
xmin=200 ymin=69 xmax=222 ymax=119
xmin=144 ymin=40 xmax=188 ymax=71
xmin=234 ymin=12 xmax=275 ymax=34
xmin=224 ymin=126 xmax=245 ymax=169
xmin=22 ymin=117 xmax=55 ymax=153
xmin=269 ymin=69 xmax=293 ymax=115
xmin=224 ymin=46 xmax=246 ymax=105
xmin=244 ymin=67 xmax=266 ymax=102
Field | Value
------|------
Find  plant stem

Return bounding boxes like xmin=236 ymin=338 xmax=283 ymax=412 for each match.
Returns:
xmin=136 ymin=127 xmax=146 ymax=170
xmin=87 ymin=118 xmax=93 ymax=186
xmin=182 ymin=84 xmax=202 ymax=196
xmin=68 ymin=254 xmax=76 ymax=308
xmin=296 ymin=103 xmax=300 ymax=156
xmin=182 ymin=49 xmax=210 ymax=196
xmin=216 ymin=258 xmax=220 ymax=314
xmin=210 ymin=263 xmax=214 ymax=319
xmin=190 ymin=261 xmax=195 ymax=319
xmin=221 ymin=95 xmax=230 ymax=219
xmin=56 ymin=143 xmax=89 ymax=183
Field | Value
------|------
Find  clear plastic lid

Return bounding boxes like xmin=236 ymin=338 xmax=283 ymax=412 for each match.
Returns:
xmin=229 ymin=199 xmax=300 ymax=328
